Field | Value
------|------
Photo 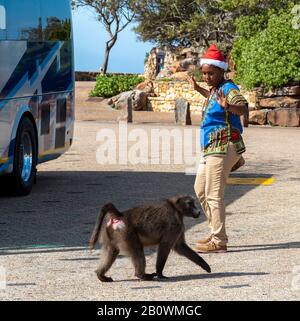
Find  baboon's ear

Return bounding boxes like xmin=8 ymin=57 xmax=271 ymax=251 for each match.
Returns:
xmin=166 ymin=195 xmax=186 ymax=213
xmin=167 ymin=195 xmax=182 ymax=205
xmin=165 ymin=196 xmax=180 ymax=206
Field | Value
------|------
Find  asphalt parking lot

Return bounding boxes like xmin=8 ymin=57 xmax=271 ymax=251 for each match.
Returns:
xmin=0 ymin=119 xmax=300 ymax=301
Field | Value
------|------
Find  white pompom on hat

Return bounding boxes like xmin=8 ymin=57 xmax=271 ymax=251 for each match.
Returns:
xmin=200 ymin=44 xmax=228 ymax=71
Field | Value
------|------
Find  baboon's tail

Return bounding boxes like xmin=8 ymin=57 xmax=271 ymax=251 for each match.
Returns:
xmin=89 ymin=203 xmax=121 ymax=249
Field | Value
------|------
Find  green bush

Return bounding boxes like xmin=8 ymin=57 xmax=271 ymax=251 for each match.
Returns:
xmin=90 ymin=74 xmax=145 ymax=98
xmin=232 ymin=10 xmax=300 ymax=89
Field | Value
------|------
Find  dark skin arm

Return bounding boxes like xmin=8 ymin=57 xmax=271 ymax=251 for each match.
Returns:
xmin=217 ymin=90 xmax=248 ymax=116
xmin=187 ymin=75 xmax=210 ymax=98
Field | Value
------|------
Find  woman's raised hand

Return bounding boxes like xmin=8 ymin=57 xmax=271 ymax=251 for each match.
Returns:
xmin=216 ymin=90 xmax=229 ymax=109
xmin=187 ymin=75 xmax=198 ymax=90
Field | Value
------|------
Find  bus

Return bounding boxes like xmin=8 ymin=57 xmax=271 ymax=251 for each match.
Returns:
xmin=0 ymin=0 xmax=75 ymax=195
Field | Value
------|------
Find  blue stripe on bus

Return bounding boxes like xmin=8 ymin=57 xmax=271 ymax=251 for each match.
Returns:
xmin=29 ymin=61 xmax=39 ymax=86
xmin=40 ymin=42 xmax=61 ymax=70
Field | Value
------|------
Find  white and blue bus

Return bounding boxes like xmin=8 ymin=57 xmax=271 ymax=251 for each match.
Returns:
xmin=0 ymin=0 xmax=75 ymax=195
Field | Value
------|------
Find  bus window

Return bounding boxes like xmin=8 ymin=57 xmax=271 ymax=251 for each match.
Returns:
xmin=41 ymin=0 xmax=71 ymax=41
xmin=41 ymin=41 xmax=72 ymax=93
xmin=0 ymin=1 xmax=5 ymax=40
xmin=5 ymin=0 xmax=42 ymax=41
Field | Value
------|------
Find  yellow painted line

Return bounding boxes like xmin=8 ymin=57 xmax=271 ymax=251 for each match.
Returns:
xmin=227 ymin=177 xmax=275 ymax=186
xmin=0 ymin=157 xmax=9 ymax=165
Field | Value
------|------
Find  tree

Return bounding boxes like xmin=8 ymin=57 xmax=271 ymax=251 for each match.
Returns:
xmin=72 ymin=0 xmax=135 ymax=74
xmin=132 ymin=0 xmax=298 ymax=51
xmin=132 ymin=0 xmax=233 ymax=48
xmin=232 ymin=6 xmax=300 ymax=89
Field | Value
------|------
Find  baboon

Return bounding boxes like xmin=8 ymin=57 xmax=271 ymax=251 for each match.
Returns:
xmin=89 ymin=195 xmax=211 ymax=282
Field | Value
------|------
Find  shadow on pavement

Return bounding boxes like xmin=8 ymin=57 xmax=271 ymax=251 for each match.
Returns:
xmin=114 ymin=271 xmax=269 ymax=283
xmin=0 ymin=170 xmax=270 ymax=252
xmin=228 ymin=241 xmax=300 ymax=253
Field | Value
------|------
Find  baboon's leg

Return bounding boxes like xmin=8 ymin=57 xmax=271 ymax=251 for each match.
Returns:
xmin=174 ymin=237 xmax=211 ymax=273
xmin=95 ymin=246 xmax=120 ymax=282
xmin=155 ymin=242 xmax=174 ymax=279
xmin=127 ymin=237 xmax=155 ymax=281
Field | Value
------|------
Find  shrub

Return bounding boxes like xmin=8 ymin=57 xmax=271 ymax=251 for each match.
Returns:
xmin=90 ymin=74 xmax=145 ymax=98
xmin=232 ymin=10 xmax=300 ymax=89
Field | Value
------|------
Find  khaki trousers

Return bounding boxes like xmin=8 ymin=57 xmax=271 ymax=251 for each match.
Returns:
xmin=194 ymin=143 xmax=241 ymax=246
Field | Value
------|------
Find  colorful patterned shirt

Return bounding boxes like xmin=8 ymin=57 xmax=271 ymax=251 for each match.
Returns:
xmin=201 ymin=80 xmax=248 ymax=157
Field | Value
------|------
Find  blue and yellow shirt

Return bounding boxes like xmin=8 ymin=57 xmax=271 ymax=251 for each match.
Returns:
xmin=201 ymin=80 xmax=247 ymax=157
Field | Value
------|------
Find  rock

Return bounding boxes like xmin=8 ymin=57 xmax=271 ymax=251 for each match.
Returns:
xmin=259 ymin=96 xmax=300 ymax=109
xmin=169 ymin=71 xmax=189 ymax=81
xmin=249 ymin=110 xmax=268 ymax=125
xmin=175 ymin=99 xmax=192 ymax=126
xmin=267 ymin=108 xmax=300 ymax=127
xmin=113 ymin=90 xmax=148 ymax=112
xmin=107 ymin=98 xmax=114 ymax=105
xmin=135 ymin=81 xmax=152 ymax=91
xmin=134 ymin=81 xmax=157 ymax=97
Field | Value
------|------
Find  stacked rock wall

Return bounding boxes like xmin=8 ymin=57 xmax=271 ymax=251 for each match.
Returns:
xmin=148 ymin=81 xmax=207 ymax=116
xmin=147 ymin=81 xmax=300 ymax=127
xmin=248 ymin=86 xmax=300 ymax=127
xmin=147 ymin=81 xmax=257 ymax=118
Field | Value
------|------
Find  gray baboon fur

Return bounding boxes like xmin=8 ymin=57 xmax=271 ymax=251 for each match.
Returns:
xmin=89 ymin=195 xmax=211 ymax=282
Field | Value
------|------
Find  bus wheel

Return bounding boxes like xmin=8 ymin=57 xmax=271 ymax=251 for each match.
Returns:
xmin=10 ymin=117 xmax=37 ymax=196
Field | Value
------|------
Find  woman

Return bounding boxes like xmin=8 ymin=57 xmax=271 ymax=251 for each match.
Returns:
xmin=188 ymin=44 xmax=248 ymax=253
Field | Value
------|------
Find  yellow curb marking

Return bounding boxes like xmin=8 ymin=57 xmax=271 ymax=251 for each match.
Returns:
xmin=227 ymin=177 xmax=275 ymax=186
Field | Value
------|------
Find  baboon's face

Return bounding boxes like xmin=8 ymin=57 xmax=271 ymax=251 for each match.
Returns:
xmin=177 ymin=196 xmax=202 ymax=218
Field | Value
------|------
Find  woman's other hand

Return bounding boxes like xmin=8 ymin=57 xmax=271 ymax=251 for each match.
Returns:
xmin=216 ymin=90 xmax=229 ymax=109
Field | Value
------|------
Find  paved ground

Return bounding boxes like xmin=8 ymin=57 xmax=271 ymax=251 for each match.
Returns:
xmin=0 ymin=83 xmax=300 ymax=301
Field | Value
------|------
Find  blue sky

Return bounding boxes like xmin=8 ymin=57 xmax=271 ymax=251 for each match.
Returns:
xmin=72 ymin=7 xmax=153 ymax=73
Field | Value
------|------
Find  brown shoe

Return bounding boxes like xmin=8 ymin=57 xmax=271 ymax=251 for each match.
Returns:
xmin=195 ymin=241 xmax=227 ymax=253
xmin=196 ymin=235 xmax=213 ymax=244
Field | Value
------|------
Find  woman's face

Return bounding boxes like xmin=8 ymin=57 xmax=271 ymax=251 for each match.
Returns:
xmin=201 ymin=64 xmax=225 ymax=87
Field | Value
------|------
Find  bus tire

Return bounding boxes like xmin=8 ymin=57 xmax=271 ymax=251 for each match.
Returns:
xmin=10 ymin=117 xmax=37 ymax=196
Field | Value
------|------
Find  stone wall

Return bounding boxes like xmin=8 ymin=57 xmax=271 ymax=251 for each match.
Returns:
xmin=148 ymin=81 xmax=207 ymax=115
xmin=147 ymin=80 xmax=300 ymax=127
xmin=248 ymin=86 xmax=300 ymax=127
xmin=147 ymin=80 xmax=257 ymax=114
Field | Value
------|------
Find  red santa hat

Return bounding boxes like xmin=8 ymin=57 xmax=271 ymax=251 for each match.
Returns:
xmin=200 ymin=44 xmax=228 ymax=71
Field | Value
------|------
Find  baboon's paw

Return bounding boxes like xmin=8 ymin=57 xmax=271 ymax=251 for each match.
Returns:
xmin=100 ymin=276 xmax=114 ymax=282
xmin=137 ymin=273 xmax=156 ymax=281
xmin=96 ymin=273 xmax=114 ymax=282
